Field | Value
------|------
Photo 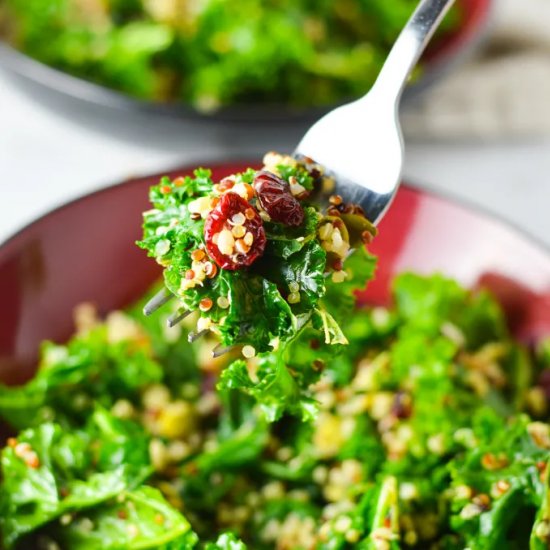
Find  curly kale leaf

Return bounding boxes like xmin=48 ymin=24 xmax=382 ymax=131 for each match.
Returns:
xmin=0 ymin=324 xmax=161 ymax=431
xmin=218 ymin=352 xmax=318 ymax=422
xmin=216 ymin=272 xmax=296 ymax=351
xmin=260 ymin=239 xmax=327 ymax=313
xmin=393 ymin=273 xmax=508 ymax=347
xmin=55 ymin=486 xmax=197 ymax=550
xmin=263 ymin=207 xmax=320 ymax=259
xmin=0 ymin=409 xmax=151 ymax=549
xmin=449 ymin=411 xmax=550 ymax=550
xmin=321 ymin=245 xmax=377 ymax=326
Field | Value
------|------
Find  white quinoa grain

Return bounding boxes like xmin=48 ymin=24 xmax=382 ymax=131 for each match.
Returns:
xmin=232 ymin=224 xmax=246 ymax=239
xmin=231 ymin=182 xmax=250 ymax=199
xmin=528 ymin=422 xmax=550 ymax=449
xmin=111 ymin=399 xmax=135 ymax=420
xmin=372 ymin=307 xmax=390 ymax=328
xmin=217 ymin=296 xmax=230 ymax=309
xmin=331 ymin=270 xmax=347 ymax=283
xmin=454 ymin=485 xmax=474 ymax=500
xmin=167 ymin=440 xmax=191 ymax=462
xmin=155 ymin=239 xmax=171 ymax=257
xmin=399 ymin=482 xmax=419 ymax=501
xmin=460 ymin=503 xmax=483 ymax=519
xmin=334 ymin=515 xmax=352 ymax=533
xmin=196 ymin=392 xmax=220 ymax=415
xmin=14 ymin=442 xmax=32 ymax=457
xmin=313 ymin=465 xmax=328 ymax=484
xmin=77 ymin=518 xmax=94 ymax=533
xmin=261 ymin=519 xmax=281 ymax=541
xmin=331 ymin=228 xmax=344 ymax=248
xmin=142 ymin=384 xmax=170 ymax=410
xmin=188 ymin=196 xmax=213 ymax=217
xmin=290 ymin=182 xmax=307 ymax=196
xmin=427 ymin=434 xmax=446 ymax=455
xmin=287 ymin=292 xmax=301 ymax=304
xmin=234 ymin=239 xmax=250 ymax=255
xmin=242 ymin=345 xmax=256 ymax=359
xmin=276 ymin=446 xmax=293 ymax=461
xmin=535 ymin=520 xmax=550 ymax=539
xmin=262 ymin=481 xmax=285 ymax=500
xmin=217 ymin=229 xmax=235 ymax=256
xmin=127 ymin=524 xmax=139 ymax=538
xmin=454 ymin=428 xmax=477 ymax=448
xmin=59 ymin=514 xmax=72 ymax=526
xmin=197 ymin=317 xmax=212 ymax=332
xmin=149 ymin=438 xmax=169 ymax=471
xmin=370 ymin=392 xmax=394 ymax=420
xmin=243 ymin=231 xmax=254 ymax=246
xmin=288 ymin=282 xmax=300 ymax=293
xmin=316 ymin=390 xmax=336 ymax=410
xmin=319 ymin=223 xmax=333 ymax=240
xmin=231 ymin=212 xmax=246 ymax=225
xmin=441 ymin=321 xmax=466 ymax=346
xmin=106 ymin=311 xmax=143 ymax=344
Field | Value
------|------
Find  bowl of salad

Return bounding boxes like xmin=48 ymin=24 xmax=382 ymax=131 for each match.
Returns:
xmin=0 ymin=156 xmax=549 ymax=549
xmin=0 ymin=0 xmax=492 ymax=121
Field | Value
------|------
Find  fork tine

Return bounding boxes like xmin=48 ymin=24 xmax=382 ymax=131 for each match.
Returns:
xmin=212 ymin=344 xmax=239 ymax=358
xmin=143 ymin=288 xmax=173 ymax=316
xmin=188 ymin=329 xmax=208 ymax=343
xmin=167 ymin=308 xmax=191 ymax=328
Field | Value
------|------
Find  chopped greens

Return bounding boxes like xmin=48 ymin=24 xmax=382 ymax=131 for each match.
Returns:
xmin=0 ymin=410 xmax=152 ymax=548
xmin=1 ymin=272 xmax=550 ymax=548
xmin=1 ymin=0 xmax=461 ymax=110
xmin=138 ymin=152 xmax=377 ymax=415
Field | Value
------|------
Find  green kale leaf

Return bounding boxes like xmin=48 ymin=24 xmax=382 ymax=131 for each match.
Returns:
xmin=0 ymin=322 xmax=161 ymax=431
xmin=55 ymin=486 xmax=198 ymax=549
xmin=0 ymin=409 xmax=151 ymax=548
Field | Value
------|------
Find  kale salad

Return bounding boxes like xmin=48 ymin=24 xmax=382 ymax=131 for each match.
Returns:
xmin=138 ymin=152 xmax=376 ymax=419
xmin=1 ymin=156 xmax=550 ymax=549
xmin=0 ymin=0 xmax=460 ymax=110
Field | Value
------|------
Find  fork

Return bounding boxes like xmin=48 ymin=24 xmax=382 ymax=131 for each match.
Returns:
xmin=144 ymin=0 xmax=456 ymax=348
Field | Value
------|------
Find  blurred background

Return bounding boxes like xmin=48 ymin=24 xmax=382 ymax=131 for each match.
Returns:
xmin=0 ymin=0 xmax=548 ymax=245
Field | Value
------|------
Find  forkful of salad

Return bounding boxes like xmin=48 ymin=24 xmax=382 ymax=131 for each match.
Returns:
xmin=138 ymin=0 xmax=455 ymax=357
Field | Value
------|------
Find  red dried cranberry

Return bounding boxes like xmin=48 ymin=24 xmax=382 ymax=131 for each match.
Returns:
xmin=391 ymin=392 xmax=412 ymax=419
xmin=204 ymin=192 xmax=266 ymax=270
xmin=253 ymin=170 xmax=305 ymax=227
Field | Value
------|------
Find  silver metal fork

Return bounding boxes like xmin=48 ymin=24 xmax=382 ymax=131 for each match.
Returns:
xmin=296 ymin=0 xmax=455 ymax=223
xmin=144 ymin=0 xmax=455 ymax=340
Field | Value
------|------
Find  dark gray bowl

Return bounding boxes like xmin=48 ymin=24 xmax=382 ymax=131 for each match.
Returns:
xmin=0 ymin=0 xmax=492 ymax=124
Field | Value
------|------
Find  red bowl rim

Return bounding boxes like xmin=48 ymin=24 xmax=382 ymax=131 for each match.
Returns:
xmin=0 ymin=158 xmax=547 ymax=265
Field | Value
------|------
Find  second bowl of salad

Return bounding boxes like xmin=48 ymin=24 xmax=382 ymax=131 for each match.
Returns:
xmin=0 ymin=0 xmax=492 ymax=121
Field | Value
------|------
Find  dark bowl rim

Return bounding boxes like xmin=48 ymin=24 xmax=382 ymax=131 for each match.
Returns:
xmin=0 ymin=0 xmax=494 ymax=124
xmin=1 ymin=156 xmax=548 ymax=267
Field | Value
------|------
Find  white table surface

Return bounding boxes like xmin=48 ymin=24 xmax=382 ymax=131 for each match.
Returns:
xmin=1 ymin=69 xmax=549 ymax=248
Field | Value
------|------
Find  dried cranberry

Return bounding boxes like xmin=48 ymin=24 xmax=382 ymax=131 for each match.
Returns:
xmin=254 ymin=171 xmax=305 ymax=227
xmin=204 ymin=192 xmax=266 ymax=270
xmin=391 ymin=392 xmax=412 ymax=419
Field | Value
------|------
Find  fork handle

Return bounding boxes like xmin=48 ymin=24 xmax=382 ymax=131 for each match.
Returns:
xmin=370 ymin=0 xmax=456 ymax=104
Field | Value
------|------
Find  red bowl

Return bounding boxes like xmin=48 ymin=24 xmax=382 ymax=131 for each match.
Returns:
xmin=1 ymin=160 xmax=549 ymax=387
